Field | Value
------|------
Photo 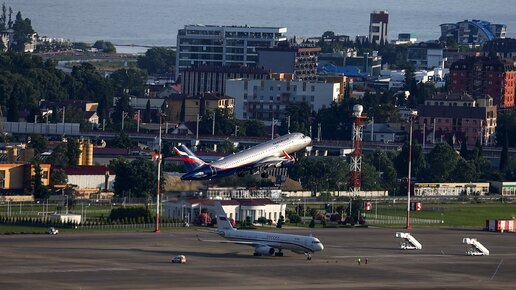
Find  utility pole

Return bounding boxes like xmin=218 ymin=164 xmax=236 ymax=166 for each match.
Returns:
xmin=62 ymin=106 xmax=65 ymax=124
xmin=432 ymin=118 xmax=436 ymax=144
xmin=137 ymin=110 xmax=140 ymax=133
xmin=317 ymin=123 xmax=322 ymax=142
xmin=370 ymin=116 xmax=374 ymax=142
xmin=234 ymin=125 xmax=239 ymax=137
xmin=196 ymin=114 xmax=200 ymax=141
xmin=121 ymin=110 xmax=128 ymax=131
xmin=212 ymin=111 xmax=216 ymax=136
xmin=287 ymin=115 xmax=291 ymax=134
xmin=271 ymin=117 xmax=275 ymax=140
xmin=155 ymin=112 xmax=163 ymax=233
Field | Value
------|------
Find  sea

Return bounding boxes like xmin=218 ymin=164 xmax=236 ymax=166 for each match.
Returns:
xmin=4 ymin=0 xmax=516 ymax=51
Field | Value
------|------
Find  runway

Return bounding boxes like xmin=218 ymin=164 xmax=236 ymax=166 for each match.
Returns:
xmin=1 ymin=227 xmax=515 ymax=289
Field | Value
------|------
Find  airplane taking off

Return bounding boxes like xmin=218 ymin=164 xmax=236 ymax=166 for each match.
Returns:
xmin=175 ymin=133 xmax=311 ymax=180
xmin=198 ymin=203 xmax=324 ymax=260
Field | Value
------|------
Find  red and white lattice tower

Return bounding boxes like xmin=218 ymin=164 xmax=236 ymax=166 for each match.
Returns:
xmin=350 ymin=104 xmax=367 ymax=195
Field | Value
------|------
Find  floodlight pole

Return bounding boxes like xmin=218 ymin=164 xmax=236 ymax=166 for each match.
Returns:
xmin=406 ymin=113 xmax=416 ymax=230
xmin=154 ymin=113 xmax=163 ymax=233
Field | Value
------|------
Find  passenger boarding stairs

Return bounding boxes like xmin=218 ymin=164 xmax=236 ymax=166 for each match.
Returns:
xmin=463 ymin=238 xmax=489 ymax=256
xmin=395 ymin=232 xmax=422 ymax=250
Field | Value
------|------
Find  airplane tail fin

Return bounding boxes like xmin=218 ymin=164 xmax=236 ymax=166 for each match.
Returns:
xmin=215 ymin=202 xmax=235 ymax=231
xmin=174 ymin=144 xmax=206 ymax=172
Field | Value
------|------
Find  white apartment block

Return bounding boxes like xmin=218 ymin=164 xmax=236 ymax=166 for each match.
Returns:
xmin=226 ymin=78 xmax=341 ymax=123
xmin=176 ymin=25 xmax=287 ymax=77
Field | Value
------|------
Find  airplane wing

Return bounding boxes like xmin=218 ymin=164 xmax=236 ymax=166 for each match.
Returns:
xmin=251 ymin=151 xmax=294 ymax=170
xmin=197 ymin=235 xmax=263 ymax=247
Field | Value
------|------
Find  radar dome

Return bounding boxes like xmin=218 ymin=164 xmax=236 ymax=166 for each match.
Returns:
xmin=352 ymin=104 xmax=363 ymax=117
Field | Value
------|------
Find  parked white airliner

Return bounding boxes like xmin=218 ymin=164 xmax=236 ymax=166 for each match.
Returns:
xmin=175 ymin=133 xmax=311 ymax=180
xmin=198 ymin=203 xmax=324 ymax=260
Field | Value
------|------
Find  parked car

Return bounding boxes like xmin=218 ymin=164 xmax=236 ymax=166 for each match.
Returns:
xmin=48 ymin=227 xmax=59 ymax=235
xmin=171 ymin=255 xmax=187 ymax=264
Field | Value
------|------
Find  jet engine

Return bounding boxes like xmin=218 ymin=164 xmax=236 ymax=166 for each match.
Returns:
xmin=255 ymin=246 xmax=275 ymax=256
xmin=279 ymin=159 xmax=295 ymax=168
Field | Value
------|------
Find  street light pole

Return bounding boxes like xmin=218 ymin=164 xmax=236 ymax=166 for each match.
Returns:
xmin=406 ymin=111 xmax=417 ymax=230
xmin=155 ymin=113 xmax=163 ymax=233
xmin=196 ymin=114 xmax=200 ymax=141
xmin=212 ymin=111 xmax=216 ymax=136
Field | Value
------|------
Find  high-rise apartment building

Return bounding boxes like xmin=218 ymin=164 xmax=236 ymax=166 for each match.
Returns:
xmin=181 ymin=65 xmax=269 ymax=96
xmin=449 ymin=56 xmax=515 ymax=108
xmin=176 ymin=25 xmax=287 ymax=78
xmin=369 ymin=10 xmax=389 ymax=44
xmin=257 ymin=44 xmax=321 ymax=81
xmin=440 ymin=20 xmax=507 ymax=45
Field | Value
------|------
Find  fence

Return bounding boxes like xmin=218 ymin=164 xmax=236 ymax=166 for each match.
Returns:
xmin=364 ymin=214 xmax=443 ymax=225
xmin=77 ymin=222 xmax=185 ymax=230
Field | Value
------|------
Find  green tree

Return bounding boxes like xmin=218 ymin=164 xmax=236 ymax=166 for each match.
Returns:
xmin=137 ymin=47 xmax=176 ymax=75
xmin=394 ymin=141 xmax=425 ymax=180
xmin=427 ymin=142 xmax=459 ymax=181
xmin=257 ymin=217 xmax=267 ymax=227
xmin=143 ymin=99 xmax=152 ymax=123
xmin=289 ymin=214 xmax=302 ymax=225
xmin=50 ymin=168 xmax=68 ymax=186
xmin=290 ymin=157 xmax=349 ymax=192
xmin=93 ymin=40 xmax=116 ymax=53
xmin=110 ymin=68 xmax=147 ymax=98
xmin=276 ymin=215 xmax=285 ymax=228
xmin=111 ymin=157 xmax=159 ymax=198
xmin=278 ymin=103 xmax=312 ymax=135
xmin=28 ymin=134 xmax=47 ymax=154
xmin=112 ymin=132 xmax=136 ymax=149
xmin=49 ymin=143 xmax=69 ymax=166
xmin=450 ymin=158 xmax=479 ymax=182
xmin=66 ymin=138 xmax=81 ymax=166
xmin=12 ymin=11 xmax=35 ymax=52
xmin=217 ymin=140 xmax=236 ymax=153
xmin=243 ymin=119 xmax=266 ymax=137
xmin=33 ymin=163 xmax=50 ymax=199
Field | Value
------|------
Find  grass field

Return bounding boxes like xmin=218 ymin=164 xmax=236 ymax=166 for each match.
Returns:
xmin=371 ymin=202 xmax=516 ymax=227
xmin=2 ymin=201 xmax=515 ymax=233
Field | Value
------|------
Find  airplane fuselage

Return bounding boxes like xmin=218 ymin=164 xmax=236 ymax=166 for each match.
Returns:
xmin=219 ymin=229 xmax=324 ymax=254
xmin=181 ymin=133 xmax=311 ymax=180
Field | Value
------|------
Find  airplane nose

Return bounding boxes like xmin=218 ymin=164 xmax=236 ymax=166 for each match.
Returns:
xmin=319 ymin=243 xmax=324 ymax=251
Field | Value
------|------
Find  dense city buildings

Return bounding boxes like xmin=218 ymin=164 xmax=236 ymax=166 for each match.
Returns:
xmin=318 ymin=51 xmax=382 ymax=77
xmin=181 ymin=65 xmax=270 ymax=96
xmin=407 ymin=42 xmax=445 ymax=69
xmin=440 ymin=20 xmax=507 ymax=45
xmin=393 ymin=33 xmax=417 ymax=45
xmin=183 ymin=93 xmax=234 ymax=122
xmin=175 ymin=25 xmax=287 ymax=77
xmin=483 ymin=38 xmax=516 ymax=61
xmin=449 ymin=56 xmax=515 ymax=108
xmin=369 ymin=10 xmax=389 ymax=44
xmin=257 ymin=44 xmax=321 ymax=81
xmin=226 ymin=76 xmax=342 ymax=122
xmin=418 ymin=92 xmax=497 ymax=146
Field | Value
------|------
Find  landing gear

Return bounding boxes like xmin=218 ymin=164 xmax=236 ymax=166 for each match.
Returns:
xmin=305 ymin=253 xmax=312 ymax=260
xmin=260 ymin=172 xmax=269 ymax=178
xmin=253 ymin=252 xmax=261 ymax=256
xmin=274 ymin=249 xmax=284 ymax=257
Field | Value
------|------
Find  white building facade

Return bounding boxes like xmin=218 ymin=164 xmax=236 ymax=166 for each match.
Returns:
xmin=175 ymin=25 xmax=287 ymax=77
xmin=226 ymin=78 xmax=340 ymax=122
xmin=164 ymin=198 xmax=286 ymax=224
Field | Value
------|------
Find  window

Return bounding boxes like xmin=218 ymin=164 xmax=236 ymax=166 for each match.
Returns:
xmin=42 ymin=171 xmax=49 ymax=179
xmin=0 ymin=170 xmax=5 ymax=188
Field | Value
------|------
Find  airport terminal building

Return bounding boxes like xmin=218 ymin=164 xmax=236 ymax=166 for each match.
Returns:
xmin=164 ymin=198 xmax=285 ymax=224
